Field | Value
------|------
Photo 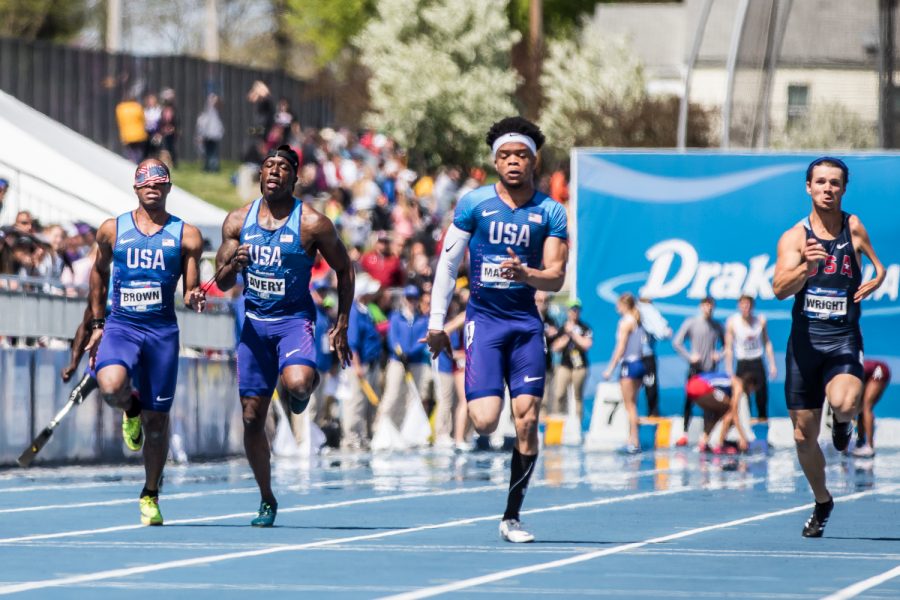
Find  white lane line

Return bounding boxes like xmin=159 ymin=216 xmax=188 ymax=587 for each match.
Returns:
xmin=0 ymin=484 xmax=506 ymax=545
xmin=0 ymin=487 xmax=259 ymax=514
xmin=0 ymin=484 xmax=700 ymax=595
xmin=0 ymin=476 xmax=391 ymax=514
xmin=380 ymin=484 xmax=900 ymax=600
xmin=820 ymin=564 xmax=900 ymax=600
xmin=0 ymin=457 xmax=689 ymax=534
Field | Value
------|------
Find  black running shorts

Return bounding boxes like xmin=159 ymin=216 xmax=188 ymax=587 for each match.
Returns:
xmin=784 ymin=330 xmax=864 ymax=410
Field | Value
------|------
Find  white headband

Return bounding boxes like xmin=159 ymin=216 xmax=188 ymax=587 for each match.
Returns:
xmin=491 ymin=133 xmax=537 ymax=159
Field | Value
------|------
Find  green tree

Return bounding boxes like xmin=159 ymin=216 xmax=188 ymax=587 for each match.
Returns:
xmin=539 ymin=18 xmax=646 ymax=154
xmin=0 ymin=0 xmax=89 ymax=41
xmin=284 ymin=0 xmax=375 ymax=68
xmin=355 ymin=0 xmax=520 ymax=169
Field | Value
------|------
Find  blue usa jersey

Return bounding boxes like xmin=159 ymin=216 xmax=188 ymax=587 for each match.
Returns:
xmin=110 ymin=212 xmax=183 ymax=324
xmin=454 ymin=185 xmax=567 ymax=318
xmin=240 ymin=197 xmax=316 ymax=321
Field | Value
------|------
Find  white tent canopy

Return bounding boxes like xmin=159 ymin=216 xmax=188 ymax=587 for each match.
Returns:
xmin=0 ymin=90 xmax=227 ymax=244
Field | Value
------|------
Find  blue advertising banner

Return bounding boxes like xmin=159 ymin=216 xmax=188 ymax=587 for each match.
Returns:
xmin=573 ymin=151 xmax=900 ymax=417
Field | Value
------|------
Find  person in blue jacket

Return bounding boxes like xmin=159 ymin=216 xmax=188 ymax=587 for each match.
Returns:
xmin=377 ymin=285 xmax=430 ymax=432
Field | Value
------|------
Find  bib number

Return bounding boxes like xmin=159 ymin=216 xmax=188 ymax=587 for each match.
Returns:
xmin=247 ymin=272 xmax=286 ymax=299
xmin=803 ymin=287 xmax=847 ymax=321
xmin=120 ymin=284 xmax=162 ymax=311
xmin=480 ymin=254 xmax=524 ymax=289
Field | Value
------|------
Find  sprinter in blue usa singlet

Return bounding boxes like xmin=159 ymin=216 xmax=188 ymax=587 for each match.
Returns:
xmin=86 ymin=159 xmax=205 ymax=526
xmin=773 ymin=157 xmax=886 ymax=538
xmin=215 ymin=145 xmax=354 ymax=527
xmin=425 ymin=118 xmax=568 ymax=544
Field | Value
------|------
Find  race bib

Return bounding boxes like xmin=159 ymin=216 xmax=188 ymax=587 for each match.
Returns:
xmin=741 ymin=337 xmax=762 ymax=358
xmin=479 ymin=254 xmax=524 ymax=289
xmin=120 ymin=283 xmax=162 ymax=311
xmin=247 ymin=272 xmax=286 ymax=299
xmin=803 ymin=287 xmax=847 ymax=321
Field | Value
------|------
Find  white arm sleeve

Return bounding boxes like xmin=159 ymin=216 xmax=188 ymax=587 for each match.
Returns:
xmin=429 ymin=224 xmax=471 ymax=331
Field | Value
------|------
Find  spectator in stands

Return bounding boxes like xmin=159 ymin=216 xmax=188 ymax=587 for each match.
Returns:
xmin=345 ymin=275 xmax=384 ymax=450
xmin=158 ymin=88 xmax=179 ymax=168
xmin=143 ymin=93 xmax=162 ymax=158
xmin=247 ymin=80 xmax=274 ymax=149
xmin=0 ymin=178 xmax=8 ymax=214
xmin=551 ymin=298 xmax=593 ymax=422
xmin=673 ymin=296 xmax=725 ymax=447
xmin=196 ymin=93 xmax=225 ymax=173
xmin=377 ymin=285 xmax=430 ymax=435
xmin=535 ymin=291 xmax=560 ymax=413
xmin=115 ymin=92 xmax=148 ymax=164
xmin=360 ymin=231 xmax=404 ymax=288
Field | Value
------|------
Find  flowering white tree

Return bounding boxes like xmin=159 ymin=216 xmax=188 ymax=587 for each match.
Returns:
xmin=772 ymin=102 xmax=876 ymax=150
xmin=354 ymin=0 xmax=520 ymax=168
xmin=539 ymin=18 xmax=646 ymax=153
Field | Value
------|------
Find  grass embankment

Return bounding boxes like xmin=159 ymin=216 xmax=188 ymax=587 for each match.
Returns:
xmin=172 ymin=160 xmax=245 ymax=212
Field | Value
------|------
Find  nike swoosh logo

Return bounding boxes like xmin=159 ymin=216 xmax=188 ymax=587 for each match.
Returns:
xmin=482 ymin=209 xmax=499 ymax=217
xmin=245 ymin=233 xmax=263 ymax=240
xmin=445 ymin=241 xmax=457 ymax=253
xmin=285 ymin=349 xmax=301 ymax=358
xmin=155 ymin=396 xmax=173 ymax=403
xmin=120 ymin=238 xmax=135 ymax=244
xmin=837 ymin=242 xmax=849 ymax=249
xmin=523 ymin=376 xmax=543 ymax=383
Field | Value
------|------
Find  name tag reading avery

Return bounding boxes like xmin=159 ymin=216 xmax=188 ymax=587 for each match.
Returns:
xmin=120 ymin=284 xmax=162 ymax=311
xmin=247 ymin=272 xmax=286 ymax=299
xmin=803 ymin=286 xmax=848 ymax=320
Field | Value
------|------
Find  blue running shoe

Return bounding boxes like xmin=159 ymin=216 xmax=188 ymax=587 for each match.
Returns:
xmin=251 ymin=500 xmax=277 ymax=527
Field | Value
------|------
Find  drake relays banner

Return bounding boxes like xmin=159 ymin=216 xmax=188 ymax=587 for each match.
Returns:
xmin=572 ymin=151 xmax=900 ymax=417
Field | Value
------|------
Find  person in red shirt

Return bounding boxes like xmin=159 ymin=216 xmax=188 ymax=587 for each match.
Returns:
xmin=359 ymin=231 xmax=404 ymax=288
xmin=854 ymin=360 xmax=892 ymax=457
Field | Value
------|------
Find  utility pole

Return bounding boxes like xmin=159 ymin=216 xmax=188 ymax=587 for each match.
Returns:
xmin=204 ymin=0 xmax=220 ymax=62
xmin=106 ymin=0 xmax=122 ymax=53
xmin=878 ymin=0 xmax=896 ymax=148
xmin=527 ymin=0 xmax=543 ymax=120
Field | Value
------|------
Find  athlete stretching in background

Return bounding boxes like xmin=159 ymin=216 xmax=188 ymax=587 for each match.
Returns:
xmin=773 ymin=157 xmax=885 ymax=537
xmin=86 ymin=159 xmax=205 ymax=526
xmin=854 ymin=359 xmax=891 ymax=457
xmin=424 ymin=117 xmax=568 ymax=543
xmin=215 ymin=145 xmax=354 ymax=527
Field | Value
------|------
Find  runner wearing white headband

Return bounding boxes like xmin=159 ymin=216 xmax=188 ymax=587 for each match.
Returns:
xmin=491 ymin=132 xmax=537 ymax=159
xmin=424 ymin=116 xmax=567 ymax=545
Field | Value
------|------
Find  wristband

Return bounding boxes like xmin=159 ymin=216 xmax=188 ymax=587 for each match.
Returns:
xmin=90 ymin=318 xmax=105 ymax=330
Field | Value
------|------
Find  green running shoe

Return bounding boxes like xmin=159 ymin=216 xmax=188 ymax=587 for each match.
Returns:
xmin=140 ymin=495 xmax=163 ymax=526
xmin=122 ymin=414 xmax=143 ymax=451
xmin=251 ymin=500 xmax=278 ymax=527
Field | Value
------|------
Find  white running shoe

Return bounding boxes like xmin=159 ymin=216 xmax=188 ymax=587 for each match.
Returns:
xmin=499 ymin=519 xmax=535 ymax=543
xmin=852 ymin=444 xmax=875 ymax=458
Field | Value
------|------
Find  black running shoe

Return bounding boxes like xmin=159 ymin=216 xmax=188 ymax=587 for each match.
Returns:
xmin=832 ymin=416 xmax=853 ymax=452
xmin=802 ymin=497 xmax=834 ymax=538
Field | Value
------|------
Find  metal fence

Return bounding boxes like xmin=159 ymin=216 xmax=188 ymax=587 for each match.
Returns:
xmin=0 ymin=275 xmax=237 ymax=350
xmin=0 ymin=37 xmax=335 ymax=164
xmin=0 ymin=349 xmax=242 ymax=466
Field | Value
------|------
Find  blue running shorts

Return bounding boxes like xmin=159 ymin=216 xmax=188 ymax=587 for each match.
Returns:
xmin=620 ymin=358 xmax=646 ymax=381
xmin=238 ymin=316 xmax=317 ymax=398
xmin=463 ymin=311 xmax=546 ymax=401
xmin=94 ymin=318 xmax=179 ymax=412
